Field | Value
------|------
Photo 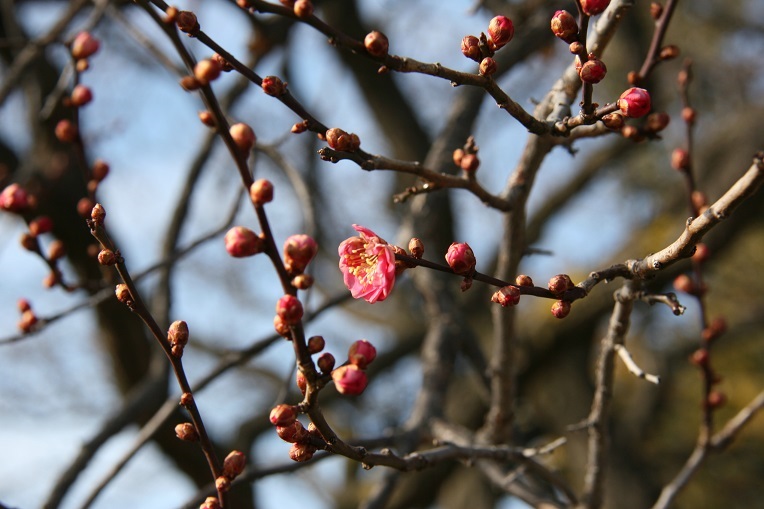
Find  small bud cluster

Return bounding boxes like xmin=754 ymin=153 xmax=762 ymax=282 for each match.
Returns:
xmin=460 ymin=16 xmax=513 ymax=76
xmin=332 ymin=339 xmax=376 ymax=395
xmin=17 ymin=298 xmax=38 ymax=333
xmin=71 ymin=31 xmax=100 ymax=72
xmin=452 ymin=136 xmax=480 ymax=173
xmin=548 ymin=274 xmax=575 ymax=319
xmin=269 ymin=402 xmax=320 ymax=462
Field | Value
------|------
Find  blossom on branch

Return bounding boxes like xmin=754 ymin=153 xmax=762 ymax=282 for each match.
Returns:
xmin=338 ymin=224 xmax=396 ymax=303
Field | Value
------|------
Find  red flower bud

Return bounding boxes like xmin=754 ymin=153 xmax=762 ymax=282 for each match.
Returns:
xmin=348 ymin=339 xmax=376 ymax=369
xmin=175 ymin=422 xmax=198 ymax=441
xmin=55 ymin=120 xmax=78 ymax=143
xmin=671 ymin=148 xmax=690 ymax=171
xmin=229 ymin=122 xmax=257 ymax=154
xmin=276 ymin=294 xmax=303 ymax=325
xmin=249 ymin=179 xmax=274 ymax=206
xmin=176 ymin=11 xmax=200 ymax=34
xmin=579 ymin=58 xmax=607 ymax=84
xmin=548 ymin=274 xmax=574 ymax=295
xmin=222 ymin=450 xmax=246 ymax=479
xmin=71 ymin=32 xmax=100 ymax=60
xmin=28 ymin=216 xmax=53 ymax=236
xmin=269 ymin=404 xmax=297 ymax=426
xmin=193 ymin=59 xmax=222 ymax=85
xmin=276 ymin=420 xmax=308 ymax=443
xmin=289 ymin=442 xmax=317 ymax=462
xmin=491 ymin=285 xmax=521 ymax=307
xmin=17 ymin=298 xmax=32 ymax=313
xmin=261 ymin=75 xmax=285 ymax=96
xmin=408 ymin=238 xmax=424 ymax=258
xmin=293 ymin=0 xmax=313 ymax=18
xmin=551 ymin=300 xmax=571 ymax=319
xmin=70 ymin=84 xmax=93 ymax=107
xmin=580 ymin=0 xmax=611 ymax=16
xmin=0 ymin=184 xmax=29 ymax=213
xmin=283 ymin=234 xmax=318 ymax=274
xmin=673 ymin=274 xmax=695 ymax=294
xmin=224 ymin=226 xmax=263 ymax=257
xmin=460 ymin=153 xmax=480 ymax=172
xmin=307 ymin=335 xmax=325 ymax=354
xmin=487 ymin=15 xmax=514 ymax=51
xmin=445 ymin=242 xmax=476 ymax=276
xmin=364 ymin=31 xmax=389 ymax=57
xmin=332 ymin=364 xmax=368 ymax=395
xmin=317 ymin=352 xmax=335 ymax=373
xmin=274 ymin=315 xmax=291 ymax=337
xmin=479 ymin=57 xmax=497 ymax=76
xmin=551 ymin=11 xmax=578 ymax=43
xmin=168 ymin=320 xmax=189 ymax=347
xmin=461 ymin=35 xmax=481 ymax=62
xmin=618 ymin=87 xmax=651 ymax=118
xmin=325 ymin=127 xmax=359 ymax=152
xmin=515 ymin=274 xmax=533 ymax=287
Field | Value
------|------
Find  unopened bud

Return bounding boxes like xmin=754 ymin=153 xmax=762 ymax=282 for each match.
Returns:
xmin=296 ymin=370 xmax=307 ymax=394
xmin=548 ymin=274 xmax=574 ymax=295
xmin=487 ymin=15 xmax=514 ymax=51
xmin=199 ymin=496 xmax=221 ymax=509
xmin=91 ymin=203 xmax=106 ymax=225
xmin=348 ymin=339 xmax=376 ymax=369
xmin=671 ymin=148 xmax=690 ymax=171
xmin=515 ymin=274 xmax=533 ymax=287
xmin=491 ymin=285 xmax=521 ymax=307
xmin=331 ymin=364 xmax=368 ymax=395
xmin=179 ymin=75 xmax=201 ymax=91
xmin=691 ymin=190 xmax=707 ymax=211
xmin=579 ymin=58 xmax=607 ymax=84
xmin=293 ymin=0 xmax=313 ymax=18
xmin=291 ymin=121 xmax=309 ymax=133
xmin=0 ymin=184 xmax=29 ymax=213
xmin=307 ymin=335 xmax=325 ymax=354
xmin=276 ymin=294 xmax=303 ymax=325
xmin=618 ymin=87 xmax=651 ymax=118
xmin=92 ymin=159 xmax=110 ymax=182
xmin=291 ymin=273 xmax=314 ymax=290
xmin=55 ymin=120 xmax=78 ymax=143
xmin=445 ymin=242 xmax=476 ymax=276
xmin=115 ymin=284 xmax=132 ymax=306
xmin=176 ymin=11 xmax=200 ymax=34
xmin=224 ymin=226 xmax=263 ymax=257
xmin=645 ymin=112 xmax=670 ymax=132
xmin=650 ymin=2 xmax=663 ymax=19
xmin=71 ymin=32 xmax=100 ymax=59
xmin=222 ymin=450 xmax=246 ymax=479
xmin=408 ymin=238 xmax=424 ymax=258
xmin=283 ymin=234 xmax=318 ymax=274
xmin=97 ymin=249 xmax=117 ymax=265
xmin=580 ymin=0 xmax=611 ymax=16
xmin=682 ymin=107 xmax=696 ymax=124
xmin=273 ymin=315 xmax=291 ymax=337
xmin=317 ymin=352 xmax=335 ymax=373
xmin=70 ymin=84 xmax=93 ymax=107
xmin=193 ymin=59 xmax=222 ymax=85
xmin=46 ymin=240 xmax=65 ymax=261
xmin=269 ymin=404 xmax=297 ymax=426
xmin=364 ymin=31 xmax=389 ymax=57
xmin=479 ymin=57 xmax=497 ymax=76
xmin=29 ymin=216 xmax=53 ymax=236
xmin=17 ymin=298 xmax=32 ymax=313
xmin=289 ymin=442 xmax=317 ymax=462
xmin=211 ymin=53 xmax=234 ymax=72
xmin=673 ymin=274 xmax=695 ymax=294
xmin=690 ymin=348 xmax=709 ymax=367
xmin=229 ymin=122 xmax=257 ymax=154
xmin=250 ymin=179 xmax=274 ymax=206
xmin=261 ymin=75 xmax=285 ymax=96
xmin=168 ymin=320 xmax=189 ymax=347
xmin=277 ymin=420 xmax=308 ymax=443
xmin=659 ymin=45 xmax=680 ymax=60
xmin=461 ymin=35 xmax=481 ymax=62
xmin=601 ymin=112 xmax=625 ymax=130
xmin=551 ymin=300 xmax=571 ymax=319
xmin=215 ymin=476 xmax=231 ymax=493
xmin=707 ymin=391 xmax=726 ymax=409
xmin=175 ymin=422 xmax=198 ymax=441
xmin=20 ymin=233 xmax=38 ymax=252
xmin=550 ymin=10 xmax=578 ymax=43
xmin=692 ymin=243 xmax=710 ymax=263
xmin=77 ymin=197 xmax=95 ymax=218
xmin=18 ymin=309 xmax=37 ymax=333
xmin=460 ymin=153 xmax=480 ymax=172
xmin=325 ymin=127 xmax=358 ymax=152
xmin=702 ymin=317 xmax=727 ymax=342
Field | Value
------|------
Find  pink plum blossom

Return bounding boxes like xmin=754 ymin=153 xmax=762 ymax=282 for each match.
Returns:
xmin=338 ymin=225 xmax=396 ymax=303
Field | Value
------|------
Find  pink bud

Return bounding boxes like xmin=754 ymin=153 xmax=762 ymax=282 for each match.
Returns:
xmin=551 ymin=11 xmax=578 ymax=43
xmin=408 ymin=238 xmax=424 ymax=258
xmin=479 ymin=57 xmax=497 ymax=76
xmin=461 ymin=35 xmax=481 ymax=62
xmin=491 ymin=286 xmax=521 ymax=307
xmin=325 ymin=128 xmax=358 ymax=152
xmin=671 ymin=148 xmax=690 ymax=171
xmin=579 ymin=58 xmax=607 ymax=84
xmin=331 ymin=364 xmax=368 ymax=395
xmin=224 ymin=226 xmax=263 ymax=257
xmin=229 ymin=122 xmax=257 ymax=154
xmin=175 ymin=422 xmax=198 ymax=441
xmin=18 ymin=309 xmax=37 ymax=333
xmin=487 ymin=15 xmax=514 ymax=51
xmin=276 ymin=420 xmax=308 ymax=443
xmin=283 ymin=234 xmax=318 ymax=274
xmin=295 ymin=370 xmax=307 ymax=394
xmin=71 ymin=32 xmax=100 ymax=60
xmin=515 ymin=274 xmax=533 ymax=287
xmin=55 ymin=120 xmax=78 ymax=143
xmin=0 ymin=184 xmax=29 ymax=213
xmin=460 ymin=153 xmax=480 ymax=172
xmin=276 ymin=294 xmax=303 ymax=325
xmin=222 ymin=450 xmax=246 ymax=479
xmin=200 ymin=496 xmax=221 ymax=509
xmin=269 ymin=404 xmax=297 ymax=426
xmin=364 ymin=31 xmax=389 ymax=57
xmin=168 ymin=320 xmax=189 ymax=347
xmin=261 ymin=76 xmax=285 ymax=96
xmin=70 ymin=84 xmax=93 ymax=107
xmin=317 ymin=353 xmax=335 ymax=373
xmin=580 ymin=0 xmax=611 ymax=16
xmin=551 ymin=300 xmax=571 ymax=319
xmin=92 ymin=159 xmax=110 ymax=181
xmin=194 ymin=59 xmax=222 ymax=85
xmin=445 ymin=242 xmax=476 ymax=276
xmin=293 ymin=0 xmax=313 ymax=17
xmin=274 ymin=315 xmax=291 ymax=337
xmin=348 ymin=339 xmax=376 ymax=369
xmin=548 ymin=274 xmax=574 ymax=295
xmin=618 ymin=87 xmax=651 ymax=118
xmin=250 ymin=179 xmax=274 ymax=206
xmin=289 ymin=442 xmax=317 ymax=462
